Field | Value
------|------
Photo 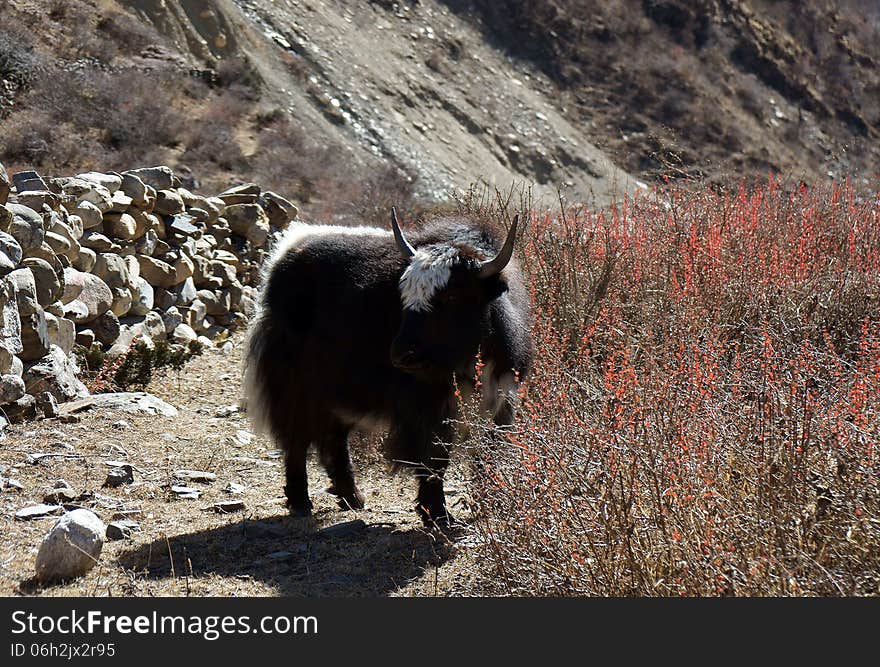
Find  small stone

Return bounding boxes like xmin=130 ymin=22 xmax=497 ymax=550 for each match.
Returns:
xmin=59 ymin=392 xmax=178 ymax=417
xmin=318 ymin=519 xmax=367 ymax=538
xmin=171 ymin=485 xmax=201 ymax=499
xmin=224 ymin=481 xmax=246 ymax=494
xmin=36 ymin=391 xmax=59 ymax=418
xmin=44 ymin=484 xmax=77 ymax=504
xmin=35 ymin=509 xmax=105 ymax=582
xmin=172 ymin=323 xmax=197 ymax=344
xmin=173 ymin=470 xmax=216 ymax=483
xmin=15 ymin=503 xmax=64 ymax=520
xmin=211 ymin=500 xmax=245 ymax=513
xmin=104 ymin=465 xmax=134 ymax=487
xmin=106 ymin=519 xmax=140 ymax=540
xmin=216 ymin=404 xmax=239 ymax=417
xmin=1 ymin=476 xmax=24 ymax=491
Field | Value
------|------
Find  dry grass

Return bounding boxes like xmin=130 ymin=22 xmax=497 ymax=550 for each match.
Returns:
xmin=0 ymin=335 xmax=462 ymax=597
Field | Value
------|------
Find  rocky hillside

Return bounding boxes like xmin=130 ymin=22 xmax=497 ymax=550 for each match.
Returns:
xmin=2 ymin=0 xmax=879 ymax=215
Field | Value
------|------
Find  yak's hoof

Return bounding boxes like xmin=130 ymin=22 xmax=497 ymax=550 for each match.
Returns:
xmin=287 ymin=500 xmax=313 ymax=517
xmin=326 ymin=484 xmax=365 ymax=511
xmin=416 ymin=504 xmax=457 ymax=531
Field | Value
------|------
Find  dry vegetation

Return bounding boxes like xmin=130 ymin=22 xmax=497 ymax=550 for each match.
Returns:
xmin=450 ymin=0 xmax=880 ymax=182
xmin=455 ymin=180 xmax=880 ymax=596
xmin=0 ymin=0 xmax=421 ymax=225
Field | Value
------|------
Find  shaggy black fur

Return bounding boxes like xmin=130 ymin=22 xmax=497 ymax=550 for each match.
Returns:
xmin=245 ymin=215 xmax=533 ymax=526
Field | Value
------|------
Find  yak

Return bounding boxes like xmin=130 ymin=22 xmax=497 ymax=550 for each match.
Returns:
xmin=243 ymin=208 xmax=533 ymax=526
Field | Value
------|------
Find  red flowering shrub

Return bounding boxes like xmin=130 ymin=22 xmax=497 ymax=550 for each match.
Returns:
xmin=462 ymin=179 xmax=880 ymax=596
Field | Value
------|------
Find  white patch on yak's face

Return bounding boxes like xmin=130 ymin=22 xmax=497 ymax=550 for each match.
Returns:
xmin=398 ymin=243 xmax=461 ymax=312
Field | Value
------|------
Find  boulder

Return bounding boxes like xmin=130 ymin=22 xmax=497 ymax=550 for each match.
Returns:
xmin=103 ymin=213 xmax=138 ymax=241
xmin=161 ymin=306 xmax=183 ymax=334
xmin=60 ymin=271 xmax=112 ymax=324
xmin=197 ymin=289 xmax=230 ymax=316
xmin=78 ymin=184 xmax=113 ymax=212
xmin=109 ymin=287 xmax=133 ymax=317
xmin=91 ymin=310 xmax=121 ymax=346
xmin=120 ymin=173 xmax=148 ymax=206
xmin=9 ymin=268 xmax=39 ymax=315
xmin=0 ymin=162 xmax=9 ymax=204
xmin=72 ymin=201 xmax=103 ymax=230
xmin=75 ymin=172 xmax=122 ymax=193
xmin=108 ymin=190 xmax=132 ymax=213
xmin=226 ymin=203 xmax=270 ymax=247
xmin=124 ymin=166 xmax=173 ymax=191
xmin=136 ymin=255 xmax=177 ymax=288
xmin=35 ymin=509 xmax=105 ymax=583
xmin=19 ymin=309 xmax=51 ymax=361
xmin=71 ymin=247 xmax=96 ymax=272
xmin=16 ymin=190 xmax=59 ymax=213
xmin=22 ymin=345 xmax=88 ymax=401
xmin=6 ymin=202 xmax=44 ymax=252
xmin=153 ymin=189 xmax=185 ymax=215
xmin=128 ymin=277 xmax=154 ymax=317
xmin=143 ymin=310 xmax=166 ymax=341
xmin=0 ymin=203 xmax=11 ymax=233
xmin=172 ymin=322 xmax=197 ymax=344
xmin=93 ymin=253 xmax=130 ymax=290
xmin=12 ymin=170 xmax=48 ymax=193
xmin=0 ymin=373 xmax=25 ymax=405
xmin=22 ymin=257 xmax=62 ymax=306
xmin=45 ymin=313 xmax=75 ymax=355
xmin=79 ymin=230 xmax=118 ymax=253
xmin=261 ymin=191 xmax=299 ymax=227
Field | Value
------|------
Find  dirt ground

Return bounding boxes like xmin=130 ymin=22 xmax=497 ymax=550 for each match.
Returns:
xmin=0 ymin=333 xmax=484 ymax=597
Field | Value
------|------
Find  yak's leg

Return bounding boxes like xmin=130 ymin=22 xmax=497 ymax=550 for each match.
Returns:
xmin=412 ymin=424 xmax=456 ymax=527
xmin=283 ymin=438 xmax=312 ymax=517
xmin=386 ymin=390 xmax=457 ymax=528
xmin=317 ymin=423 xmax=365 ymax=510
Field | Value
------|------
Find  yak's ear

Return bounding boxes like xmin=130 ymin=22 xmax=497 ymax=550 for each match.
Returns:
xmin=482 ymin=274 xmax=509 ymax=301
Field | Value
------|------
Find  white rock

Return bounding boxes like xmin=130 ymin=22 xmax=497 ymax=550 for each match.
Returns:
xmin=35 ymin=509 xmax=105 ymax=583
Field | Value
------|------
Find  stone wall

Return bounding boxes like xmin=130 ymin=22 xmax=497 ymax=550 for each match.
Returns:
xmin=0 ymin=162 xmax=297 ymax=429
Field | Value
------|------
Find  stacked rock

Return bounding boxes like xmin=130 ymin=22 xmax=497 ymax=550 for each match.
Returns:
xmin=0 ymin=162 xmax=297 ymax=425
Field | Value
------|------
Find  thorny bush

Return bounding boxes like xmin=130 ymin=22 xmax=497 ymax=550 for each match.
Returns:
xmin=459 ymin=179 xmax=880 ymax=596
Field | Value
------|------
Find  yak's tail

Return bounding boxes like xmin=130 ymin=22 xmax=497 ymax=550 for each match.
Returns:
xmin=241 ymin=304 xmax=274 ymax=436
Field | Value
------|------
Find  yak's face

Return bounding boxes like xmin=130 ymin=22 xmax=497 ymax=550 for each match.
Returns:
xmin=388 ymin=208 xmax=519 ymax=379
xmin=391 ymin=258 xmax=507 ymax=377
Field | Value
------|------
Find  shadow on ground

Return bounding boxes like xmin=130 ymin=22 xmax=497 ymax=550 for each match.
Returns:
xmin=114 ymin=514 xmax=455 ymax=596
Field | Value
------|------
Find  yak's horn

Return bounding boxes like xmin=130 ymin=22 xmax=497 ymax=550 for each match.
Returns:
xmin=479 ymin=215 xmax=519 ymax=278
xmin=391 ymin=207 xmax=415 ymax=258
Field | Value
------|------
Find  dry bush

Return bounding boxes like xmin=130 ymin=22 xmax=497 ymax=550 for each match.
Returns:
xmin=459 ymin=180 xmax=880 ymax=596
xmin=1 ymin=67 xmax=185 ymax=172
